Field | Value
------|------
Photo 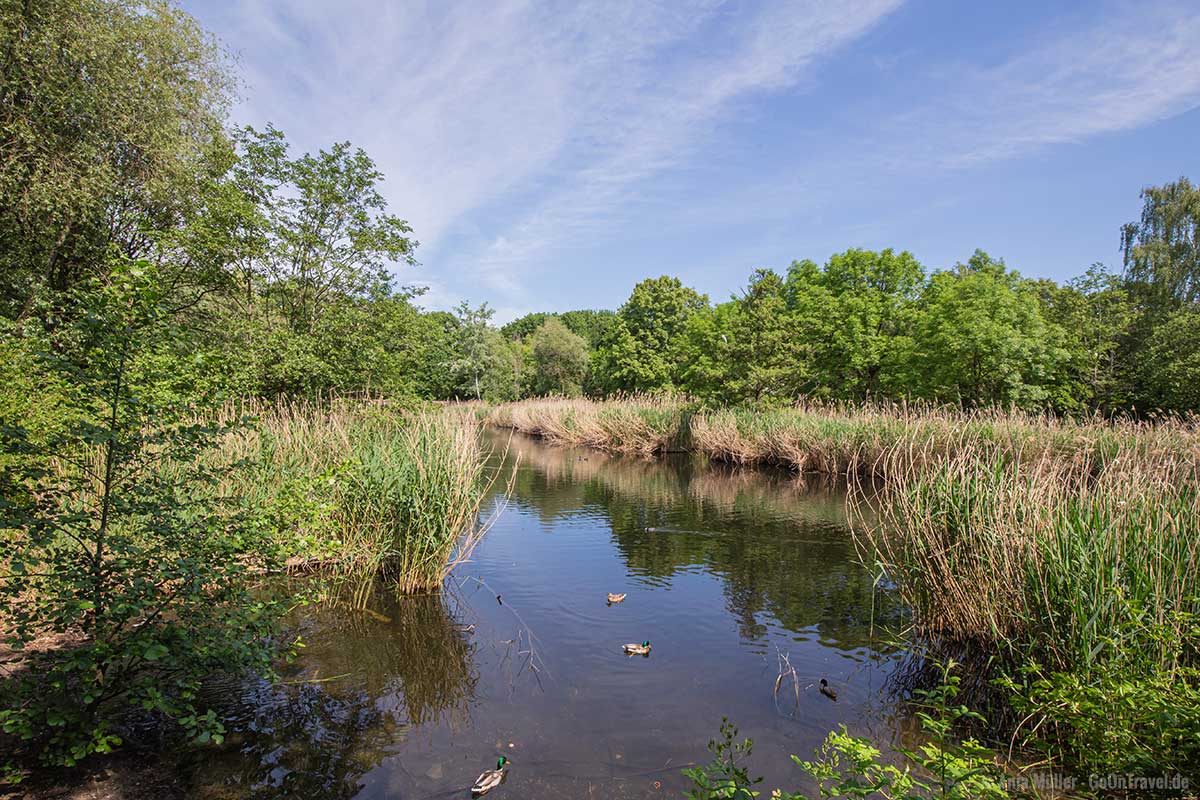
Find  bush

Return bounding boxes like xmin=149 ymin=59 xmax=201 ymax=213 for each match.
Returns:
xmin=0 ymin=263 xmax=284 ymax=770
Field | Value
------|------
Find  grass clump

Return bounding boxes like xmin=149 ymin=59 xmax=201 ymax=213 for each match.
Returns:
xmin=220 ymin=399 xmax=493 ymax=593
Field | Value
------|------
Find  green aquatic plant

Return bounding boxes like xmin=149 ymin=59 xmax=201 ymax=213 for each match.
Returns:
xmin=683 ymin=718 xmax=763 ymax=800
xmin=216 ymin=400 xmax=496 ymax=593
xmin=686 ymin=662 xmax=1010 ymax=800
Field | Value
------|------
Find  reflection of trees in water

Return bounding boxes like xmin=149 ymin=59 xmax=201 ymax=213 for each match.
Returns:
xmin=192 ymin=588 xmax=478 ymax=798
xmin=493 ymin=433 xmax=905 ymax=650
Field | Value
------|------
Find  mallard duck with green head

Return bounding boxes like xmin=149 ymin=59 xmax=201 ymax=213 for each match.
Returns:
xmin=622 ymin=639 xmax=651 ymax=656
xmin=472 ymin=757 xmax=508 ymax=796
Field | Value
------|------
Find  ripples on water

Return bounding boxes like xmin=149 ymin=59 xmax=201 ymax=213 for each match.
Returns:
xmin=188 ymin=431 xmax=909 ymax=799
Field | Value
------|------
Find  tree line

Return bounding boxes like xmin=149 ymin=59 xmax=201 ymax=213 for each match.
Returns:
xmin=487 ymin=181 xmax=1200 ymax=415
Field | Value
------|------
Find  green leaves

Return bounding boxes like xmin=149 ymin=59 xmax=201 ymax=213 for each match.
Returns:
xmin=683 ymin=718 xmax=763 ymax=800
xmin=0 ymin=257 xmax=284 ymax=770
xmin=687 ymin=664 xmax=1011 ymax=800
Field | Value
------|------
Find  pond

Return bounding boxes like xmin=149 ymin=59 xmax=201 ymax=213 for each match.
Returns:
xmin=189 ymin=430 xmax=911 ymax=798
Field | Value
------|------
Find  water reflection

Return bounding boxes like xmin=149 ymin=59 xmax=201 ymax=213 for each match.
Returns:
xmin=187 ymin=430 xmax=910 ymax=799
xmin=194 ymin=589 xmax=478 ymax=798
xmin=493 ymin=432 xmax=905 ymax=650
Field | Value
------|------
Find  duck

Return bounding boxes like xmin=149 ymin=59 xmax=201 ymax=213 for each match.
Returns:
xmin=819 ymin=678 xmax=838 ymax=701
xmin=623 ymin=640 xmax=652 ymax=656
xmin=606 ymin=593 xmax=627 ymax=604
xmin=471 ymin=757 xmax=508 ymax=796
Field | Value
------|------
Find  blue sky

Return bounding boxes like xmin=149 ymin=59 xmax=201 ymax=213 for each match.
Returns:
xmin=184 ymin=0 xmax=1200 ymax=322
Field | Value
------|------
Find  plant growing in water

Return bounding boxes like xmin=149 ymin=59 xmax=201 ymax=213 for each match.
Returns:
xmin=685 ymin=661 xmax=1009 ymax=799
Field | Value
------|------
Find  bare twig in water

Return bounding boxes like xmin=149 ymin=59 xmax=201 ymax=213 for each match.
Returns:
xmin=773 ymin=649 xmax=801 ymax=714
xmin=280 ymin=672 xmax=353 ymax=685
xmin=460 ymin=575 xmax=553 ymax=687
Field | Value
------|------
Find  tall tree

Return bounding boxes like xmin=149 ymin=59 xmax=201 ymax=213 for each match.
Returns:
xmin=909 ymin=251 xmax=1069 ymax=409
xmin=594 ymin=276 xmax=707 ymax=393
xmin=815 ymin=249 xmax=924 ymax=400
xmin=237 ymin=126 xmax=417 ymax=336
xmin=0 ymin=0 xmax=233 ymax=320
xmin=1121 ymin=177 xmax=1200 ymax=308
xmin=450 ymin=302 xmax=497 ymax=400
xmin=682 ymin=270 xmax=803 ymax=404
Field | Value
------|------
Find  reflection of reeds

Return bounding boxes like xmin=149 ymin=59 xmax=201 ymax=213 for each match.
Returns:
xmin=295 ymin=582 xmax=479 ymax=727
xmin=496 ymin=429 xmax=847 ymax=523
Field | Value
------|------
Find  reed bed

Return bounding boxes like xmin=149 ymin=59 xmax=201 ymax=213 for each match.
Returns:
xmin=486 ymin=398 xmax=1199 ymax=476
xmin=860 ymin=441 xmax=1200 ymax=670
xmin=484 ymin=397 xmax=689 ymax=455
xmin=219 ymin=399 xmax=493 ymax=593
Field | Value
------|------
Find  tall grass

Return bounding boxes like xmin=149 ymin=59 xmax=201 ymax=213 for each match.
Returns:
xmin=484 ymin=396 xmax=689 ymax=455
xmin=861 ymin=442 xmax=1200 ymax=670
xmin=219 ymin=399 xmax=494 ymax=593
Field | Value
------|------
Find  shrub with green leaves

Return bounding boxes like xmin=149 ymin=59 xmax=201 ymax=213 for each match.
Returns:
xmin=0 ymin=262 xmax=284 ymax=770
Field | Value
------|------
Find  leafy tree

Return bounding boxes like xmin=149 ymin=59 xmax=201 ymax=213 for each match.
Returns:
xmin=811 ymin=249 xmax=924 ymax=400
xmin=1121 ymin=176 xmax=1200 ymax=309
xmin=449 ymin=302 xmax=497 ymax=400
xmin=1031 ymin=265 xmax=1137 ymax=412
xmin=0 ymin=0 xmax=233 ymax=321
xmin=683 ymin=270 xmax=804 ymax=404
xmin=908 ymin=251 xmax=1069 ymax=409
xmin=594 ymin=276 xmax=707 ymax=393
xmin=236 ymin=125 xmax=417 ymax=336
xmin=529 ymin=318 xmax=589 ymax=396
xmin=559 ymin=309 xmax=615 ymax=348
xmin=1141 ymin=307 xmax=1200 ymax=413
xmin=499 ymin=312 xmax=550 ymax=342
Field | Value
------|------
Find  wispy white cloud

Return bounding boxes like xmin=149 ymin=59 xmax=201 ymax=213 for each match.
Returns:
xmin=191 ymin=0 xmax=904 ymax=312
xmin=188 ymin=0 xmax=1200 ymax=317
xmin=882 ymin=0 xmax=1200 ymax=169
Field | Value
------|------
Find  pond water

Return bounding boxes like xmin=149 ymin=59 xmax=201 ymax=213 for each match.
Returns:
xmin=189 ymin=431 xmax=911 ymax=798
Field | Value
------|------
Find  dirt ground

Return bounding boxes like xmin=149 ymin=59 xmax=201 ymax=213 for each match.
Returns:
xmin=0 ymin=750 xmax=187 ymax=800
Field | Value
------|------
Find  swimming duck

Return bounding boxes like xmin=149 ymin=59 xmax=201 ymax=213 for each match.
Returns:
xmin=819 ymin=678 xmax=838 ymax=701
xmin=607 ymin=593 xmax=627 ymax=604
xmin=623 ymin=640 xmax=652 ymax=656
xmin=472 ymin=757 xmax=508 ymax=796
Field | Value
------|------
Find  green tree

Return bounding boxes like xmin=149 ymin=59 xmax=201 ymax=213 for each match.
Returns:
xmin=449 ymin=302 xmax=497 ymax=400
xmin=1141 ymin=307 xmax=1200 ymax=413
xmin=1031 ymin=265 xmax=1137 ymax=412
xmin=1121 ymin=176 xmax=1200 ymax=309
xmin=594 ymin=276 xmax=707 ymax=393
xmin=237 ymin=125 xmax=417 ymax=336
xmin=682 ymin=270 xmax=803 ymax=404
xmin=813 ymin=249 xmax=924 ymax=400
xmin=499 ymin=312 xmax=550 ymax=342
xmin=0 ymin=261 xmax=281 ymax=769
xmin=529 ymin=318 xmax=589 ymax=396
xmin=559 ymin=309 xmax=615 ymax=348
xmin=0 ymin=0 xmax=233 ymax=321
xmin=908 ymin=251 xmax=1069 ymax=408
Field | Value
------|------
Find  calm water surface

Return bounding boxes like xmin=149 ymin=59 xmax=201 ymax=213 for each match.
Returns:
xmin=190 ymin=431 xmax=909 ymax=798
